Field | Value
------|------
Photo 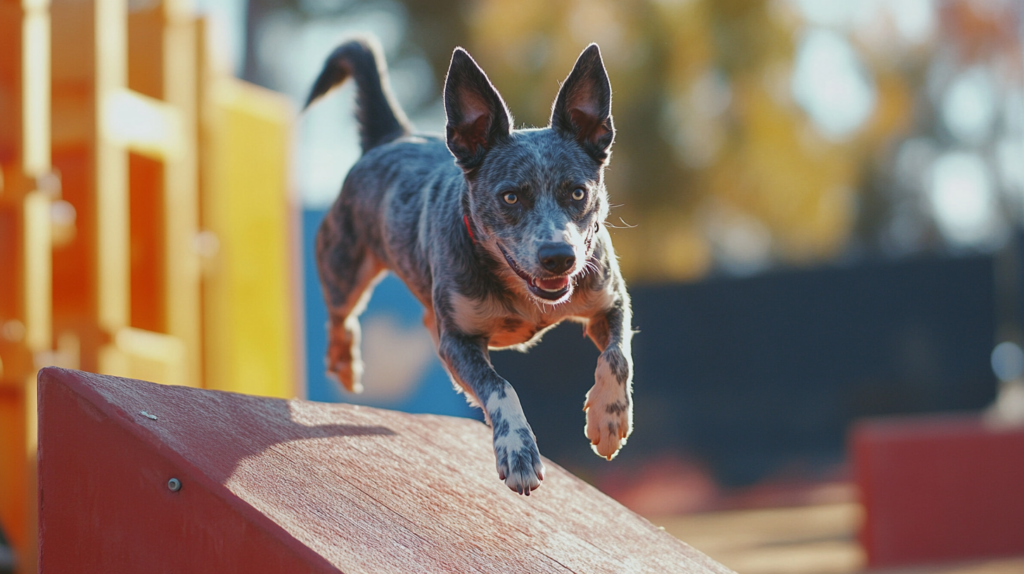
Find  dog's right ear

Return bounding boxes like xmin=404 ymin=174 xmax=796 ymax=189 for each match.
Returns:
xmin=444 ymin=48 xmax=512 ymax=171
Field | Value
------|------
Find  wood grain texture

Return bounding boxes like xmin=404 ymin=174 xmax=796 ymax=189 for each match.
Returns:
xmin=38 ymin=367 xmax=732 ymax=573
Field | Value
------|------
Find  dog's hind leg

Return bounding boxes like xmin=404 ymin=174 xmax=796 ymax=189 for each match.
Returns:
xmin=316 ymin=215 xmax=386 ymax=393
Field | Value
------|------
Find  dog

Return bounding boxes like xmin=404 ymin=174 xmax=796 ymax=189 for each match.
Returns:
xmin=305 ymin=38 xmax=634 ymax=495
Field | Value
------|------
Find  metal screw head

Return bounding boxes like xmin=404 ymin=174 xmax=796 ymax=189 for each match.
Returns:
xmin=167 ymin=478 xmax=182 ymax=492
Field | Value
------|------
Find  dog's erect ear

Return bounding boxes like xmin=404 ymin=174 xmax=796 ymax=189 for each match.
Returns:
xmin=550 ymin=44 xmax=614 ymax=163
xmin=444 ymin=48 xmax=512 ymax=171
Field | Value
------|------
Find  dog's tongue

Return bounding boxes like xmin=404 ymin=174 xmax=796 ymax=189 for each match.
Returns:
xmin=535 ymin=277 xmax=569 ymax=291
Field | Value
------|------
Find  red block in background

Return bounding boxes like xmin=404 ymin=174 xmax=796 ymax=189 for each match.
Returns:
xmin=852 ymin=413 xmax=1024 ymax=568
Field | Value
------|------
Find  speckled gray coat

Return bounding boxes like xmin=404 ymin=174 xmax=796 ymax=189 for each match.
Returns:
xmin=306 ymin=37 xmax=634 ymax=495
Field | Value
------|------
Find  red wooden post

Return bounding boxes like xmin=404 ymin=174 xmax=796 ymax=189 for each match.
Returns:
xmin=853 ymin=413 xmax=1024 ymax=568
xmin=37 ymin=367 xmax=732 ymax=573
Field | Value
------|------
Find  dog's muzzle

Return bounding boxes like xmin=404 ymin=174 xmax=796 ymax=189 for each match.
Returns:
xmin=497 ymin=244 xmax=572 ymax=302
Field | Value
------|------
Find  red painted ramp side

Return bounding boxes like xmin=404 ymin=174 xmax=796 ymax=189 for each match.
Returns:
xmin=38 ymin=369 xmax=339 ymax=574
xmin=38 ymin=368 xmax=731 ymax=574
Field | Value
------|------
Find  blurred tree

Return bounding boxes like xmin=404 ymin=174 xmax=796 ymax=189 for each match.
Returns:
xmin=244 ymin=0 xmax=1023 ymax=283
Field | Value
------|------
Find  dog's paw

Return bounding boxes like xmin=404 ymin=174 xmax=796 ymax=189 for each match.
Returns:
xmin=325 ymin=346 xmax=363 ymax=393
xmin=584 ymin=397 xmax=631 ymax=460
xmin=493 ymin=427 xmax=545 ymax=495
xmin=584 ymin=350 xmax=633 ymax=460
xmin=324 ymin=364 xmax=363 ymax=394
xmin=325 ymin=316 xmax=365 ymax=393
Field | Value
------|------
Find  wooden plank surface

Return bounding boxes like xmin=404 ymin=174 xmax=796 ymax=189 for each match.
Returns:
xmin=38 ymin=367 xmax=731 ymax=573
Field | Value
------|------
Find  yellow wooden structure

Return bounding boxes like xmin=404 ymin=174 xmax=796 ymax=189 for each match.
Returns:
xmin=0 ymin=0 xmax=299 ymax=570
xmin=1 ymin=0 xmax=54 ymax=571
xmin=201 ymin=75 xmax=300 ymax=398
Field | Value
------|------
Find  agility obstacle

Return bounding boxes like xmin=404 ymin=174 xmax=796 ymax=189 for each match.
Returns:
xmin=853 ymin=413 xmax=1024 ymax=567
xmin=37 ymin=367 xmax=731 ymax=573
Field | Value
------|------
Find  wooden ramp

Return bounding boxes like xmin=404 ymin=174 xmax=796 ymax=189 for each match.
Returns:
xmin=37 ymin=367 xmax=731 ymax=573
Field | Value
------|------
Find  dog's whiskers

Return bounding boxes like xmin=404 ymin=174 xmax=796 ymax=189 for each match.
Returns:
xmin=604 ymin=217 xmax=637 ymax=230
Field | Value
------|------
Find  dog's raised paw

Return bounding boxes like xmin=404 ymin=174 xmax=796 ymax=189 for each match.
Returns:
xmin=494 ymin=427 xmax=545 ymax=495
xmin=584 ymin=348 xmax=633 ymax=460
xmin=585 ymin=404 xmax=630 ymax=460
xmin=584 ymin=390 xmax=632 ymax=460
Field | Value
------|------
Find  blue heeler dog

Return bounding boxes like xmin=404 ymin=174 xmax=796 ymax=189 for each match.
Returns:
xmin=305 ymin=38 xmax=634 ymax=495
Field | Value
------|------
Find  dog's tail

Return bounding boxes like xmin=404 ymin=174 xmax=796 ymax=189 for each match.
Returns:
xmin=304 ymin=37 xmax=412 ymax=154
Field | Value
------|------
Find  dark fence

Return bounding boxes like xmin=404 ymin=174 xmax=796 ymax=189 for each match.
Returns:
xmin=493 ymin=256 xmax=998 ymax=485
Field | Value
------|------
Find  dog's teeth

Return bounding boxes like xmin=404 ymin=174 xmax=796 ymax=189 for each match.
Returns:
xmin=534 ymin=276 xmax=570 ymax=292
xmin=532 ymin=279 xmax=559 ymax=292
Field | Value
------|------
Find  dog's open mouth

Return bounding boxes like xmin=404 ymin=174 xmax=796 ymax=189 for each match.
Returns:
xmin=497 ymin=245 xmax=572 ymax=302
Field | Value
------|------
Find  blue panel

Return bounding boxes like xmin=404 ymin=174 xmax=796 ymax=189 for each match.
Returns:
xmin=302 ymin=208 xmax=476 ymax=419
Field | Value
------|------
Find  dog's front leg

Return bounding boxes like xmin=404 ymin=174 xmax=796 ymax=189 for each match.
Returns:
xmin=584 ymin=299 xmax=634 ymax=460
xmin=438 ymin=331 xmax=545 ymax=494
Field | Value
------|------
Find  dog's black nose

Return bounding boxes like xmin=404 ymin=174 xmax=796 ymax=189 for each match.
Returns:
xmin=538 ymin=243 xmax=576 ymax=274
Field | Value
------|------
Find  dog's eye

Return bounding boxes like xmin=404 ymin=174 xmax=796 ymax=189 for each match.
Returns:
xmin=503 ymin=192 xmax=518 ymax=205
xmin=571 ymin=187 xmax=586 ymax=201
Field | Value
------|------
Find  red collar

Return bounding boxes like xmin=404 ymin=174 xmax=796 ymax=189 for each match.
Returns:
xmin=464 ymin=215 xmax=478 ymax=245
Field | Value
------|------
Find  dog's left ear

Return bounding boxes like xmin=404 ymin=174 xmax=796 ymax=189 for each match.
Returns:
xmin=550 ymin=44 xmax=615 ymax=163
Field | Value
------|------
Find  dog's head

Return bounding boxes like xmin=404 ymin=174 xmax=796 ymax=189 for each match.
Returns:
xmin=444 ymin=44 xmax=615 ymax=305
